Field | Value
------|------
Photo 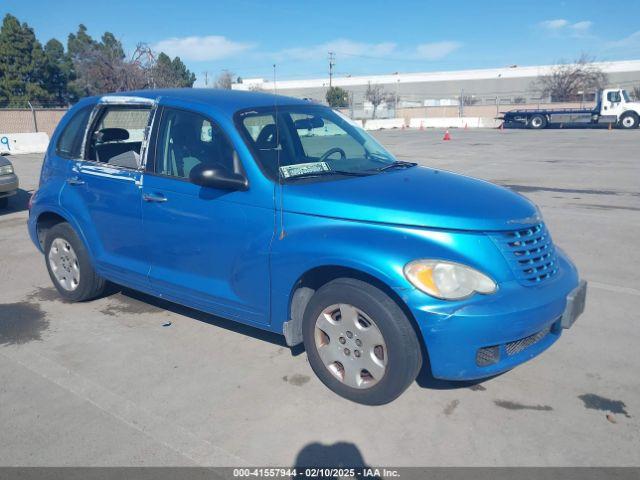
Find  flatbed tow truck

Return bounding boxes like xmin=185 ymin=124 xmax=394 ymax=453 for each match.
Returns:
xmin=501 ymin=88 xmax=640 ymax=129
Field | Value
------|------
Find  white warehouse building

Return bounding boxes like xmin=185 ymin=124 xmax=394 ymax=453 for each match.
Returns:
xmin=232 ymin=59 xmax=640 ymax=107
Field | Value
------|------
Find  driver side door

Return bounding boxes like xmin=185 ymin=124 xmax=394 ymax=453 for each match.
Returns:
xmin=142 ymin=105 xmax=273 ymax=326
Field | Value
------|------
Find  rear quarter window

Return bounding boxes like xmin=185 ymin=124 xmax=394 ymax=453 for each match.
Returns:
xmin=56 ymin=106 xmax=93 ymax=158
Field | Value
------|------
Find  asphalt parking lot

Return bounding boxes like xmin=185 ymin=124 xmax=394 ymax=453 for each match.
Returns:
xmin=1 ymin=128 xmax=639 ymax=467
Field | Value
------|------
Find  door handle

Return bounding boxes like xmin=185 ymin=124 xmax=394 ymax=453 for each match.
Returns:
xmin=66 ymin=176 xmax=85 ymax=186
xmin=143 ymin=193 xmax=168 ymax=203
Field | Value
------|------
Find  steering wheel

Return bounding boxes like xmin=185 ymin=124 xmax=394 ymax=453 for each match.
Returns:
xmin=319 ymin=147 xmax=347 ymax=162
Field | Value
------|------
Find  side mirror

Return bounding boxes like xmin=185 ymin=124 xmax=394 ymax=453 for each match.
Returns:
xmin=189 ymin=163 xmax=248 ymax=191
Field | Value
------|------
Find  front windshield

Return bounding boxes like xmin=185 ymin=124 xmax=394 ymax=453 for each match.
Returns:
xmin=236 ymin=104 xmax=398 ymax=181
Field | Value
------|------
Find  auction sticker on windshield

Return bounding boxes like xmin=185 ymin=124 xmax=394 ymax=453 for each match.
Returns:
xmin=279 ymin=162 xmax=330 ymax=178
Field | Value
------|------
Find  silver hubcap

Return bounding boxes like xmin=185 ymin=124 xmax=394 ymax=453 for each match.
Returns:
xmin=314 ymin=304 xmax=387 ymax=389
xmin=48 ymin=238 xmax=80 ymax=291
xmin=532 ymin=117 xmax=542 ymax=127
xmin=623 ymin=116 xmax=634 ymax=127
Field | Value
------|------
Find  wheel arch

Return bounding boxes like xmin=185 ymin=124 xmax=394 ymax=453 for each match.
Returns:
xmin=35 ymin=211 xmax=70 ymax=249
xmin=34 ymin=208 xmax=95 ymax=263
xmin=283 ymin=264 xmax=429 ymax=365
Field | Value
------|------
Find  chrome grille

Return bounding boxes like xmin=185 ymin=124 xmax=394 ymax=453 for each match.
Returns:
xmin=505 ymin=326 xmax=551 ymax=356
xmin=490 ymin=223 xmax=559 ymax=286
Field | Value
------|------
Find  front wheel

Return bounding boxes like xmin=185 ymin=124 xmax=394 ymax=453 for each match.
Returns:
xmin=528 ymin=114 xmax=547 ymax=129
xmin=44 ymin=223 xmax=107 ymax=302
xmin=303 ymin=278 xmax=422 ymax=405
xmin=619 ymin=112 xmax=639 ymax=129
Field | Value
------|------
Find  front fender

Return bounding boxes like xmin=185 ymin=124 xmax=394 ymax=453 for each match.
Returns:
xmin=269 ymin=212 xmax=511 ymax=335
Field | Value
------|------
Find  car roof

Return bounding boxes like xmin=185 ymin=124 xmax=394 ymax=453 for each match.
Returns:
xmin=101 ymin=88 xmax=312 ymax=115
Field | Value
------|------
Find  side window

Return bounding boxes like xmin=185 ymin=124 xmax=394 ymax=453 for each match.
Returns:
xmin=87 ymin=106 xmax=151 ymax=168
xmin=607 ymin=91 xmax=621 ymax=103
xmin=56 ymin=106 xmax=93 ymax=158
xmin=155 ymin=108 xmax=237 ymax=180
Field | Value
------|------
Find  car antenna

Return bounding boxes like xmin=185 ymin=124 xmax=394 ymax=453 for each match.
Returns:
xmin=274 ymin=63 xmax=286 ymax=240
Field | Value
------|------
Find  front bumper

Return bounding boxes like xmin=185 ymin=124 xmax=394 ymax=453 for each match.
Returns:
xmin=0 ymin=173 xmax=19 ymax=197
xmin=405 ymin=251 xmax=582 ymax=380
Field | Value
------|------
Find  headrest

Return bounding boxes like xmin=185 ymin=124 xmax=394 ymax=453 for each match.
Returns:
xmin=98 ymin=128 xmax=129 ymax=142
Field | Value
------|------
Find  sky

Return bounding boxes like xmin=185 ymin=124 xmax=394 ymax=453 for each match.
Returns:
xmin=2 ymin=0 xmax=639 ymax=86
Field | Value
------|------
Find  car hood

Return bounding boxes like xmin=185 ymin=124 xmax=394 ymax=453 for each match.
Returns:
xmin=282 ymin=166 xmax=540 ymax=231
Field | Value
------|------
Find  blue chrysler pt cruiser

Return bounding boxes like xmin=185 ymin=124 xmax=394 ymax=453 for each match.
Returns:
xmin=28 ymin=89 xmax=586 ymax=404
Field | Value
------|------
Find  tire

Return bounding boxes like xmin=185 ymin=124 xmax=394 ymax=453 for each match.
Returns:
xmin=44 ymin=222 xmax=106 ymax=302
xmin=528 ymin=114 xmax=547 ymax=129
xmin=618 ymin=112 xmax=639 ymax=129
xmin=302 ymin=278 xmax=422 ymax=405
xmin=0 ymin=197 xmax=7 ymax=209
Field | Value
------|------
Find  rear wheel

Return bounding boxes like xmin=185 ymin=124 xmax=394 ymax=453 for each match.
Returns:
xmin=619 ymin=112 xmax=639 ymax=129
xmin=528 ymin=114 xmax=547 ymax=129
xmin=303 ymin=278 xmax=422 ymax=405
xmin=44 ymin=223 xmax=106 ymax=302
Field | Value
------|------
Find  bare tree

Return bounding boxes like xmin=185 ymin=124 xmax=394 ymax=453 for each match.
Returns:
xmin=365 ymin=82 xmax=393 ymax=119
xmin=458 ymin=94 xmax=478 ymax=106
xmin=632 ymin=86 xmax=640 ymax=101
xmin=214 ymin=70 xmax=235 ymax=89
xmin=534 ymin=54 xmax=608 ymax=102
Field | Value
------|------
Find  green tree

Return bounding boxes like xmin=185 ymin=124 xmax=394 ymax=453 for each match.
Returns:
xmin=325 ymin=86 xmax=349 ymax=108
xmin=152 ymin=52 xmax=195 ymax=88
xmin=43 ymin=39 xmax=76 ymax=104
xmin=0 ymin=14 xmax=50 ymax=106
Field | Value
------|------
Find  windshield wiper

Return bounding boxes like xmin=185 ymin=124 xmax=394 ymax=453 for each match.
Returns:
xmin=285 ymin=169 xmax=372 ymax=181
xmin=373 ymin=160 xmax=418 ymax=172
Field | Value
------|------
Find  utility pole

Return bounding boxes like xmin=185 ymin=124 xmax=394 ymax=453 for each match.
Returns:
xmin=328 ymin=51 xmax=335 ymax=88
xmin=395 ymin=72 xmax=400 ymax=113
xmin=202 ymin=71 xmax=209 ymax=87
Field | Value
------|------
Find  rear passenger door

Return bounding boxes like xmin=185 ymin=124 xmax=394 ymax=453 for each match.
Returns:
xmin=63 ymin=99 xmax=155 ymax=288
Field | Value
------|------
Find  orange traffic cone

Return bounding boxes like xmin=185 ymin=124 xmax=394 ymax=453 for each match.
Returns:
xmin=420 ymin=120 xmax=424 ymax=131
xmin=464 ymin=123 xmax=468 ymax=129
xmin=443 ymin=130 xmax=451 ymax=141
xmin=608 ymin=122 xmax=612 ymax=130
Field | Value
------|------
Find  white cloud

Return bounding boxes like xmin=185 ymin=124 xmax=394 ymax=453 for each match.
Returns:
xmin=571 ymin=21 xmax=593 ymax=32
xmin=272 ymin=38 xmax=460 ymax=62
xmin=605 ymin=30 xmax=640 ymax=49
xmin=414 ymin=41 xmax=462 ymax=60
xmin=539 ymin=19 xmax=569 ymax=30
xmin=538 ymin=18 xmax=592 ymax=37
xmin=152 ymin=35 xmax=255 ymax=61
xmin=275 ymin=39 xmax=397 ymax=62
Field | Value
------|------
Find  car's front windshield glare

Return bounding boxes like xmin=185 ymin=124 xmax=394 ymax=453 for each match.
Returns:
xmin=236 ymin=105 xmax=398 ymax=180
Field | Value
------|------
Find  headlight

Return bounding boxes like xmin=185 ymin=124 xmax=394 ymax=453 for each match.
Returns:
xmin=404 ymin=260 xmax=497 ymax=300
xmin=0 ymin=164 xmax=13 ymax=176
